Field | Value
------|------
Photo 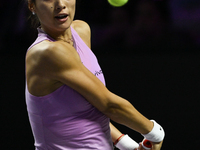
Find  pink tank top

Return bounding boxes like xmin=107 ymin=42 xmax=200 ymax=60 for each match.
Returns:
xmin=25 ymin=27 xmax=113 ymax=150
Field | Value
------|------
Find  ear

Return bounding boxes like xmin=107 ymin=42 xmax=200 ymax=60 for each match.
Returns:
xmin=28 ymin=0 xmax=36 ymax=13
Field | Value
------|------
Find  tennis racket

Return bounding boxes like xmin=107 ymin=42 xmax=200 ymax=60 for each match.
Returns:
xmin=141 ymin=139 xmax=152 ymax=150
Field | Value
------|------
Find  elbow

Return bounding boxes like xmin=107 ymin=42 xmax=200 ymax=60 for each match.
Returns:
xmin=102 ymin=105 xmax=125 ymax=124
xmin=99 ymin=93 xmax=132 ymax=124
xmin=101 ymin=97 xmax=123 ymax=121
xmin=93 ymin=91 xmax=128 ymax=122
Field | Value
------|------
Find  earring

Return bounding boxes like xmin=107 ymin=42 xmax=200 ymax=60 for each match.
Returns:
xmin=32 ymin=12 xmax=35 ymax=15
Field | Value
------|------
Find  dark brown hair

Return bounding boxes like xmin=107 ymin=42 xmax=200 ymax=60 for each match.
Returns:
xmin=25 ymin=0 xmax=40 ymax=28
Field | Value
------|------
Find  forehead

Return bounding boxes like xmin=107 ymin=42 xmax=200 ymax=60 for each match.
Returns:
xmin=33 ymin=0 xmax=76 ymax=2
xmin=31 ymin=0 xmax=76 ymax=5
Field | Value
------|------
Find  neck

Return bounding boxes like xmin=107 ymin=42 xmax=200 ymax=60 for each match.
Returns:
xmin=41 ymin=26 xmax=73 ymax=44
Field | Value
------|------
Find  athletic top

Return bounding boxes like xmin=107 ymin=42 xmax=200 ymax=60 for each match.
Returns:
xmin=25 ymin=27 xmax=113 ymax=150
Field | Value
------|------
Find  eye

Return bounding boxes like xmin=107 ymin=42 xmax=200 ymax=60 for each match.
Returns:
xmin=42 ymin=0 xmax=52 ymax=2
xmin=41 ymin=0 xmax=53 ymax=3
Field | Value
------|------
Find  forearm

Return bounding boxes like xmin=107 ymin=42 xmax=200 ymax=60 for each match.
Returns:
xmin=105 ymin=93 xmax=153 ymax=135
xmin=110 ymin=122 xmax=141 ymax=150
xmin=110 ymin=122 xmax=123 ymax=143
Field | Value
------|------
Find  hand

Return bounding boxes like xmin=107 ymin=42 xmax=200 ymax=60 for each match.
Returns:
xmin=151 ymin=141 xmax=163 ymax=150
xmin=134 ymin=140 xmax=163 ymax=150
xmin=134 ymin=142 xmax=148 ymax=150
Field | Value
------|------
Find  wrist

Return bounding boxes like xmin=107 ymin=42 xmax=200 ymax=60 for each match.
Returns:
xmin=115 ymin=134 xmax=139 ymax=150
xmin=142 ymin=120 xmax=165 ymax=142
xmin=114 ymin=134 xmax=125 ymax=145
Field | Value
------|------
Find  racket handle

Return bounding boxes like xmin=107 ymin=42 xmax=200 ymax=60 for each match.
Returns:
xmin=141 ymin=139 xmax=152 ymax=150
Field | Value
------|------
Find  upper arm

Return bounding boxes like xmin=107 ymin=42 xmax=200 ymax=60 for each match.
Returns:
xmin=54 ymin=44 xmax=111 ymax=112
xmin=72 ymin=20 xmax=91 ymax=48
xmin=27 ymin=41 xmax=153 ymax=134
xmin=29 ymin=41 xmax=113 ymax=113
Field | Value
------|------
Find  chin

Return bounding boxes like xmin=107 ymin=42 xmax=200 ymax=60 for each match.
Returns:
xmin=55 ymin=24 xmax=70 ymax=32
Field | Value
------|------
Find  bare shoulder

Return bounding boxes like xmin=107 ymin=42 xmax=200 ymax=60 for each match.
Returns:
xmin=26 ymin=40 xmax=81 ymax=77
xmin=26 ymin=40 xmax=52 ymax=61
xmin=27 ymin=40 xmax=77 ymax=60
xmin=71 ymin=20 xmax=91 ymax=35
xmin=26 ymin=41 xmax=60 ymax=67
xmin=26 ymin=40 xmax=82 ymax=96
xmin=71 ymin=20 xmax=91 ymax=48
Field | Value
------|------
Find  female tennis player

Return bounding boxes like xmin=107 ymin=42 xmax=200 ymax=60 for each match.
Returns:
xmin=25 ymin=0 xmax=164 ymax=149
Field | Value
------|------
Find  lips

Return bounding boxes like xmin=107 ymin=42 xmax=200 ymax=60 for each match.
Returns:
xmin=55 ymin=13 xmax=68 ymax=22
xmin=55 ymin=14 xmax=68 ymax=19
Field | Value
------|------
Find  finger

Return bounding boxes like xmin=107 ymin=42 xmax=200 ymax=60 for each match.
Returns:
xmin=139 ymin=143 xmax=146 ymax=150
xmin=152 ymin=141 xmax=163 ymax=150
xmin=135 ymin=143 xmax=142 ymax=150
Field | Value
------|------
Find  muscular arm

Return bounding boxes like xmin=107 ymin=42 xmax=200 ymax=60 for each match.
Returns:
xmin=72 ymin=21 xmax=131 ymax=142
xmin=27 ymin=38 xmax=153 ymax=135
xmin=26 ymin=20 xmax=153 ymax=138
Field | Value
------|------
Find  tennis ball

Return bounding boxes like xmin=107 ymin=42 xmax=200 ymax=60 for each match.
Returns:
xmin=108 ymin=0 xmax=128 ymax=7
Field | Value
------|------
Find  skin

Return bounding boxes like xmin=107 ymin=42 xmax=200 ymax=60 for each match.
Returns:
xmin=27 ymin=0 xmax=163 ymax=149
xmin=137 ymin=140 xmax=163 ymax=150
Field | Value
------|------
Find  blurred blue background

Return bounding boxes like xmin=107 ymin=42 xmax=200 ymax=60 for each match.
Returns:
xmin=1 ymin=0 xmax=200 ymax=149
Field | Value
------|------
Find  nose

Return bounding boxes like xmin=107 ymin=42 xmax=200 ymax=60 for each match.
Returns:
xmin=55 ymin=0 xmax=66 ymax=10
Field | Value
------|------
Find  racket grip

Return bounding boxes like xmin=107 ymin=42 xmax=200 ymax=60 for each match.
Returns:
xmin=141 ymin=139 xmax=152 ymax=150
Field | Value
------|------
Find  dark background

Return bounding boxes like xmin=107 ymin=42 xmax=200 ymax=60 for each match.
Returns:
xmin=1 ymin=0 xmax=200 ymax=149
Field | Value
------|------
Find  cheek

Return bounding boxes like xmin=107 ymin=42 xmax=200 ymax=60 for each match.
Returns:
xmin=36 ymin=5 xmax=52 ymax=22
xmin=69 ymin=1 xmax=76 ymax=15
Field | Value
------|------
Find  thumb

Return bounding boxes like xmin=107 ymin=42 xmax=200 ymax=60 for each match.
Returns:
xmin=152 ymin=141 xmax=163 ymax=150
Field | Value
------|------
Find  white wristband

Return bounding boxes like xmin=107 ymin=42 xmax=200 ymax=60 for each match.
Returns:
xmin=142 ymin=120 xmax=165 ymax=142
xmin=115 ymin=134 xmax=139 ymax=150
